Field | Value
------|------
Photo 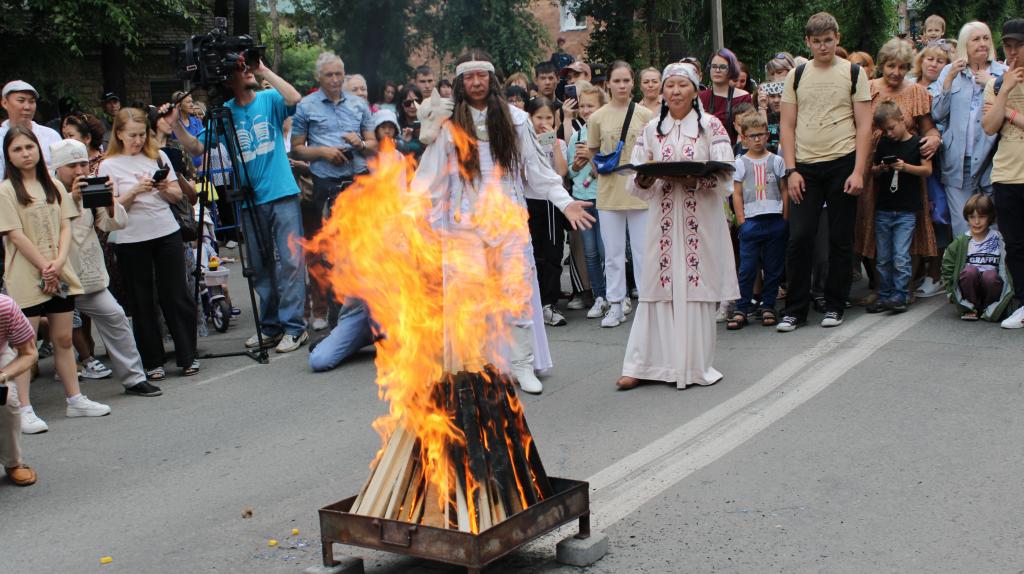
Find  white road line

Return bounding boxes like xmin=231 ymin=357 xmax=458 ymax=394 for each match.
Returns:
xmin=192 ymin=351 xmax=298 ymax=386
xmin=525 ymin=299 xmax=942 ymax=552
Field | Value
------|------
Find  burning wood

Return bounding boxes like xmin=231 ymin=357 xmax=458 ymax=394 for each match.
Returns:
xmin=351 ymin=365 xmax=551 ymax=533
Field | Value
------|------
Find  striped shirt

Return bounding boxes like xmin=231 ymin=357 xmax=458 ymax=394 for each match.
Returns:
xmin=0 ymin=294 xmax=35 ymax=349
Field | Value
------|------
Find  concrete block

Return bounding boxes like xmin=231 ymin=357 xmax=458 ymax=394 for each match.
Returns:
xmin=303 ymin=557 xmax=365 ymax=574
xmin=555 ymin=531 xmax=609 ymax=567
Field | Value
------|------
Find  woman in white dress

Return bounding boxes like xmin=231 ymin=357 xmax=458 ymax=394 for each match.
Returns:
xmin=616 ymin=63 xmax=740 ymax=391
xmin=413 ymin=49 xmax=594 ymax=394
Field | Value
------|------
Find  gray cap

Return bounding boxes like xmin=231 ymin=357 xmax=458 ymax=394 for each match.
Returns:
xmin=2 ymin=80 xmax=38 ymax=99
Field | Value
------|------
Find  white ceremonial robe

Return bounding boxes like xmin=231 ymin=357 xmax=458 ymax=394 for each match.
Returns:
xmin=414 ymin=104 xmax=576 ymax=373
xmin=621 ymin=110 xmax=740 ymax=388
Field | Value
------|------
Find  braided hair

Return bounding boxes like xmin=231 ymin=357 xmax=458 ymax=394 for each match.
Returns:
xmin=655 ymin=91 xmax=703 ymax=137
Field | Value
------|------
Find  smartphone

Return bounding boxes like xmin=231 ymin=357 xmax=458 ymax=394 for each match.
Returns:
xmin=538 ymin=131 xmax=557 ymax=146
xmin=152 ymin=167 xmax=170 ymax=182
xmin=338 ymin=147 xmax=354 ymax=161
xmin=81 ymin=176 xmax=113 ymax=208
xmin=881 ymin=155 xmax=898 ymax=164
xmin=564 ymin=84 xmax=578 ymax=101
xmin=1 ymin=385 xmax=7 ymax=406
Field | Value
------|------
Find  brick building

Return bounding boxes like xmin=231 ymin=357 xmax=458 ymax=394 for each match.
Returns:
xmin=532 ymin=0 xmax=593 ymax=62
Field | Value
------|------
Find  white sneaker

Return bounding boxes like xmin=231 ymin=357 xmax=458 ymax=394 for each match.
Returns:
xmin=1001 ymin=306 xmax=1024 ymax=329
xmin=225 ymin=240 xmax=238 ymax=249
xmin=566 ymin=296 xmax=587 ymax=310
xmin=20 ymin=410 xmax=49 ymax=434
xmin=80 ymin=357 xmax=113 ymax=379
xmin=716 ymin=304 xmax=729 ymax=323
xmin=311 ymin=317 xmax=329 ymax=331
xmin=543 ymin=304 xmax=567 ymax=326
xmin=915 ymin=277 xmax=944 ymax=298
xmin=275 ymin=331 xmax=309 ymax=353
xmin=587 ymin=297 xmax=610 ymax=319
xmin=622 ymin=298 xmax=633 ymax=316
xmin=245 ymin=332 xmax=282 ymax=349
xmin=66 ymin=395 xmax=111 ymax=418
xmin=601 ymin=304 xmax=625 ymax=328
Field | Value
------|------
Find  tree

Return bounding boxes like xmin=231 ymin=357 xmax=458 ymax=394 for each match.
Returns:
xmin=411 ymin=0 xmax=549 ymax=77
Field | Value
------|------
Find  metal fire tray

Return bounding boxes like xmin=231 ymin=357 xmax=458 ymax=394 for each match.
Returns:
xmin=317 ymin=476 xmax=590 ymax=573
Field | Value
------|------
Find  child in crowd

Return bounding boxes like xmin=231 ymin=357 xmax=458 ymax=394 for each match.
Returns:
xmin=924 ymin=14 xmax=946 ymax=43
xmin=728 ymin=114 xmax=788 ymax=329
xmin=941 ymin=195 xmax=1015 ymax=321
xmin=868 ymin=101 xmax=931 ymax=314
xmin=731 ymin=102 xmax=757 ymax=156
xmin=370 ymin=109 xmax=405 ymax=165
xmin=526 ymin=97 xmax=570 ymax=326
xmin=567 ymin=82 xmax=609 ymax=319
xmin=760 ymin=81 xmax=784 ymax=155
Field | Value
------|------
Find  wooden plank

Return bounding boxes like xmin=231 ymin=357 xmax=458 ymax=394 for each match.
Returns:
xmin=384 ymin=443 xmax=417 ymax=520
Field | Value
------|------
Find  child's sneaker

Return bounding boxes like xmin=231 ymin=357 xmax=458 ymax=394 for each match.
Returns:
xmin=821 ymin=311 xmax=844 ymax=327
xmin=776 ymin=316 xmax=803 ymax=333
xmin=1001 ymin=306 xmax=1024 ymax=329
xmin=80 ymin=357 xmax=113 ymax=380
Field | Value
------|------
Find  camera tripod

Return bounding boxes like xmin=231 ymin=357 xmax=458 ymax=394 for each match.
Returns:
xmin=190 ymin=103 xmax=272 ymax=364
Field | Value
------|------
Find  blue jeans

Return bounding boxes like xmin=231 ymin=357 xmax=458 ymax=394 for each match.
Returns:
xmin=874 ymin=210 xmax=916 ymax=305
xmin=309 ymin=302 xmax=376 ymax=372
xmin=736 ymin=215 xmax=788 ymax=313
xmin=579 ymin=206 xmax=606 ymax=298
xmin=240 ymin=196 xmax=307 ymax=337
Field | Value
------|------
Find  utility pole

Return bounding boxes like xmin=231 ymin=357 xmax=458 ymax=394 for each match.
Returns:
xmin=711 ymin=0 xmax=724 ymax=52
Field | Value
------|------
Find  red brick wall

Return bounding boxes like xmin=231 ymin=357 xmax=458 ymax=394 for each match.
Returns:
xmin=532 ymin=0 xmax=592 ymax=62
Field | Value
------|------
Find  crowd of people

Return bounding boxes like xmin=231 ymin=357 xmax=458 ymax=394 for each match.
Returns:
xmin=2 ymin=10 xmax=1023 ymax=487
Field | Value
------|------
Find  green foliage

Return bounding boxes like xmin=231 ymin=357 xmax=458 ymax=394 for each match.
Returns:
xmin=278 ymin=43 xmax=323 ymax=94
xmin=411 ymin=0 xmax=549 ymax=76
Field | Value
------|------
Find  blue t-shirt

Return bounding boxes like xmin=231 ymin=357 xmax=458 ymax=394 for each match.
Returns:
xmin=292 ymin=90 xmax=374 ymax=179
xmin=198 ymin=89 xmax=299 ymax=205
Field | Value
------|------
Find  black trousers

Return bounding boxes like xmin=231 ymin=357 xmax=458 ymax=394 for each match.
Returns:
xmin=116 ymin=230 xmax=197 ymax=369
xmin=527 ymin=198 xmax=566 ymax=307
xmin=994 ymin=183 xmax=1024 ymax=303
xmin=783 ymin=153 xmax=859 ymax=321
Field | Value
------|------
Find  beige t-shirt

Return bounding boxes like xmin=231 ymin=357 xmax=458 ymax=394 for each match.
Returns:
xmin=587 ymin=102 xmax=653 ymax=210
xmin=0 ymin=179 xmax=84 ymax=308
xmin=985 ymin=78 xmax=1024 ymax=184
xmin=782 ymin=58 xmax=871 ymax=164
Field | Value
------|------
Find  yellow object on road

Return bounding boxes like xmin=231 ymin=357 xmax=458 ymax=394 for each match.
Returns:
xmin=100 ymin=556 xmax=113 ymax=564
xmin=268 ymin=539 xmax=278 ymax=547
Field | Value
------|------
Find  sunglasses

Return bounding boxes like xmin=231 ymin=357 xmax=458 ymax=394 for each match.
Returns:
xmin=402 ymin=99 xmax=419 ymax=107
xmin=927 ymin=39 xmax=953 ymax=51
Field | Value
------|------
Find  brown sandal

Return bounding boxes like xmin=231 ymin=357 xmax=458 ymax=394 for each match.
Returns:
xmin=726 ymin=312 xmax=748 ymax=330
xmin=616 ymin=376 xmax=641 ymax=390
xmin=760 ymin=309 xmax=778 ymax=326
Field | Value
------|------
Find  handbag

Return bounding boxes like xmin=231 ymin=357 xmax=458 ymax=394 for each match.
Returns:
xmin=592 ymin=101 xmax=636 ymax=175
xmin=156 ymin=156 xmax=199 ymax=242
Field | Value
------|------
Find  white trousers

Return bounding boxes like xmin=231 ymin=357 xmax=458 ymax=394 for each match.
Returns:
xmin=76 ymin=290 xmax=147 ymax=387
xmin=599 ymin=209 xmax=648 ymax=303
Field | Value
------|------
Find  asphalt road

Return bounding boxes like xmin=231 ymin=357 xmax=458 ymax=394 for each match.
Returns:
xmin=3 ymin=270 xmax=1023 ymax=574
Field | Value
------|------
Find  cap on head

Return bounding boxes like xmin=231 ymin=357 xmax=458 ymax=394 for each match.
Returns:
xmin=50 ymin=139 xmax=90 ymax=169
xmin=559 ymin=60 xmax=591 ymax=78
xmin=3 ymin=80 xmax=38 ymax=99
xmin=1003 ymin=19 xmax=1024 ymax=43
xmin=101 ymin=91 xmax=120 ymax=103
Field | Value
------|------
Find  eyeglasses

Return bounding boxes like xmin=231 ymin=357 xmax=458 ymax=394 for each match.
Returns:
xmin=402 ymin=99 xmax=419 ymax=107
xmin=710 ymin=64 xmax=729 ymax=71
xmin=745 ymin=132 xmax=768 ymax=139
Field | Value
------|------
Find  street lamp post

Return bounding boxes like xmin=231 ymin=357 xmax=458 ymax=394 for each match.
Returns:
xmin=711 ymin=0 xmax=724 ymax=52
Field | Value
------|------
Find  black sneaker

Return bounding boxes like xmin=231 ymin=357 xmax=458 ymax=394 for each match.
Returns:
xmin=821 ymin=310 xmax=844 ymax=327
xmin=890 ymin=302 xmax=908 ymax=314
xmin=126 ymin=381 xmax=163 ymax=397
xmin=776 ymin=315 xmax=804 ymax=332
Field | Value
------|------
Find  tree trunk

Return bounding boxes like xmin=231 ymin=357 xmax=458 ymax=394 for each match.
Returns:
xmin=269 ymin=0 xmax=282 ymax=72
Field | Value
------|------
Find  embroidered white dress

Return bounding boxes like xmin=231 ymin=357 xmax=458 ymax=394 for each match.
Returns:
xmin=414 ymin=105 xmax=575 ymax=373
xmin=621 ymin=110 xmax=739 ymax=388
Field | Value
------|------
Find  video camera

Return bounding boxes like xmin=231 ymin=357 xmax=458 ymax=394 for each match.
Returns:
xmin=177 ymin=17 xmax=265 ymax=92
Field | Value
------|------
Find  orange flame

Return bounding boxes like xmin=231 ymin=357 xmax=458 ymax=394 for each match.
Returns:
xmin=305 ymin=131 xmax=534 ymax=529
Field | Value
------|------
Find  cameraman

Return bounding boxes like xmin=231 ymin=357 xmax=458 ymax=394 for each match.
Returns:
xmin=170 ymin=55 xmax=309 ymax=353
xmin=290 ymin=52 xmax=376 ymax=332
xmin=1 ymin=294 xmax=40 ymax=486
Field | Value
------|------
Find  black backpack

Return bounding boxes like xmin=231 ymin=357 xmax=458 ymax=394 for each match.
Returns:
xmin=792 ymin=62 xmax=861 ymax=95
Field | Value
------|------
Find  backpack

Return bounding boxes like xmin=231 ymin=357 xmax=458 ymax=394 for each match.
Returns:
xmin=792 ymin=62 xmax=861 ymax=95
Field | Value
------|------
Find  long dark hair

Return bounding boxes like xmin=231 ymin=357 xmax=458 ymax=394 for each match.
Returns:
xmin=3 ymin=126 xmax=62 ymax=206
xmin=62 ymin=112 xmax=106 ymax=152
xmin=451 ymin=48 xmax=521 ymax=179
xmin=397 ymin=84 xmax=423 ymax=129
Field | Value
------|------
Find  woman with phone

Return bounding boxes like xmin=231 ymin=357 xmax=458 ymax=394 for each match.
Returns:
xmin=99 ymin=108 xmax=199 ymax=380
xmin=586 ymin=61 xmax=654 ymax=328
xmin=0 ymin=127 xmax=112 ymax=434
xmin=396 ymin=85 xmax=425 ymax=160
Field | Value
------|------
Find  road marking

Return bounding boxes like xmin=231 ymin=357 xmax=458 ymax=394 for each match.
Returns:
xmin=192 ymin=351 xmax=298 ymax=386
xmin=525 ymin=299 xmax=942 ymax=552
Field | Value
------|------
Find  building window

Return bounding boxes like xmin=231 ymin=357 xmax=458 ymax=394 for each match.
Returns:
xmin=560 ymin=1 xmax=586 ymax=32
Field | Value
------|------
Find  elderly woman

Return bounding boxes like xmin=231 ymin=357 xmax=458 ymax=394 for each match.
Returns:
xmin=933 ymin=21 xmax=1008 ymax=235
xmin=616 ymin=62 xmax=738 ymax=391
xmin=344 ymin=74 xmax=369 ymax=101
xmin=854 ymin=38 xmax=943 ymax=304
xmin=914 ymin=41 xmax=954 ymax=93
xmin=698 ymin=48 xmax=752 ymax=144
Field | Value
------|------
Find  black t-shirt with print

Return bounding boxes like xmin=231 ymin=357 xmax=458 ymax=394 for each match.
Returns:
xmin=874 ymin=135 xmax=923 ymax=213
